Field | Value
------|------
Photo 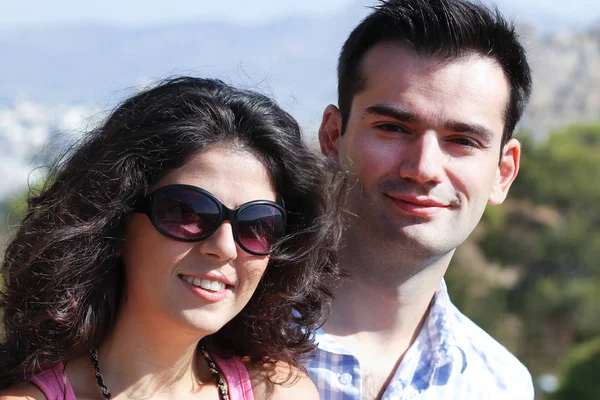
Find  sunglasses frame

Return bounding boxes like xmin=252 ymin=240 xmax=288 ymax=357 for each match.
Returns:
xmin=134 ymin=184 xmax=287 ymax=256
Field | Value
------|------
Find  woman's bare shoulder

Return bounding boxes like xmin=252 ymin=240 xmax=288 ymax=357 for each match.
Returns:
xmin=249 ymin=362 xmax=319 ymax=400
xmin=0 ymin=382 xmax=47 ymax=400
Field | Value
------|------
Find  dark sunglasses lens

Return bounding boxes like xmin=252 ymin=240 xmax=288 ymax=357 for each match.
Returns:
xmin=153 ymin=188 xmax=220 ymax=240
xmin=236 ymin=204 xmax=285 ymax=254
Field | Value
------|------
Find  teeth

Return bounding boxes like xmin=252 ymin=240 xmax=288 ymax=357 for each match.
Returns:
xmin=210 ymin=281 xmax=223 ymax=291
xmin=200 ymin=279 xmax=212 ymax=290
xmin=182 ymin=275 xmax=226 ymax=292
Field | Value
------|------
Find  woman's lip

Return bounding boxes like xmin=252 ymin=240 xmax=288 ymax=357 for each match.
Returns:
xmin=178 ymin=272 xmax=235 ymax=288
xmin=179 ymin=276 xmax=233 ymax=302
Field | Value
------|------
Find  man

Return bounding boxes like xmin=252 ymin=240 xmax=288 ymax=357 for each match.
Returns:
xmin=307 ymin=0 xmax=534 ymax=398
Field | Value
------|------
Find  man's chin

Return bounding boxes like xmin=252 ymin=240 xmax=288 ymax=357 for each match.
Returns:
xmin=387 ymin=226 xmax=461 ymax=256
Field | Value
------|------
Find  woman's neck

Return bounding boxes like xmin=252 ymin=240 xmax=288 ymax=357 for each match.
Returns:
xmin=68 ymin=301 xmax=217 ymax=400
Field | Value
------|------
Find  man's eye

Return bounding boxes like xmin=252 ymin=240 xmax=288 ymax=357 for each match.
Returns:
xmin=376 ymin=123 xmax=407 ymax=133
xmin=451 ymin=137 xmax=478 ymax=147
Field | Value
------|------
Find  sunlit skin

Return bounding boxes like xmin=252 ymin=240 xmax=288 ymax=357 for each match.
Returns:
xmin=70 ymin=145 xmax=277 ymax=399
xmin=318 ymin=42 xmax=520 ymax=398
xmin=321 ymin=42 xmax=519 ymax=282
xmin=121 ymin=146 xmax=275 ymax=338
xmin=0 ymin=145 xmax=322 ymax=398
xmin=0 ymin=145 xmax=323 ymax=399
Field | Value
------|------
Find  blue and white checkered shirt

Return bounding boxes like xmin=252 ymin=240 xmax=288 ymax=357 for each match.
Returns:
xmin=306 ymin=281 xmax=534 ymax=399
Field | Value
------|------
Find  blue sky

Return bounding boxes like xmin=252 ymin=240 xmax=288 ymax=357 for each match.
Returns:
xmin=1 ymin=1 xmax=599 ymax=32
xmin=0 ymin=0 xmax=363 ymax=28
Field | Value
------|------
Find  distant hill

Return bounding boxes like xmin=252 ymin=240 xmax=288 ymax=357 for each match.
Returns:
xmin=523 ymin=25 xmax=600 ymax=138
xmin=1 ymin=2 xmax=599 ymax=133
xmin=0 ymin=6 xmax=368 ymax=131
xmin=1 ymin=1 xmax=600 ymax=198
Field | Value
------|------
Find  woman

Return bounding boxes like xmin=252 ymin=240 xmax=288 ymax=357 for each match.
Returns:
xmin=0 ymin=77 xmax=342 ymax=399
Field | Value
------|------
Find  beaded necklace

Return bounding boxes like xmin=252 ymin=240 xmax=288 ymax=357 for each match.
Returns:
xmin=90 ymin=346 xmax=229 ymax=400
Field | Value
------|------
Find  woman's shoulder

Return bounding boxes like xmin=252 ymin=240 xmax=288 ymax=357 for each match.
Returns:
xmin=248 ymin=362 xmax=319 ymax=400
xmin=0 ymin=381 xmax=47 ymax=400
xmin=0 ymin=361 xmax=84 ymax=400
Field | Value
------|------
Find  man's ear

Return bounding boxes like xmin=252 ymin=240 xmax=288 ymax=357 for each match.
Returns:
xmin=318 ymin=104 xmax=343 ymax=160
xmin=489 ymin=138 xmax=521 ymax=205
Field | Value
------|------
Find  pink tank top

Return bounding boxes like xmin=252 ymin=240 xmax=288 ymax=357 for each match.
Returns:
xmin=29 ymin=362 xmax=76 ymax=400
xmin=29 ymin=354 xmax=254 ymax=400
xmin=212 ymin=353 xmax=255 ymax=400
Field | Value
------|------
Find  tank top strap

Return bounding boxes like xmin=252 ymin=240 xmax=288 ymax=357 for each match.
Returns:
xmin=29 ymin=362 xmax=77 ymax=400
xmin=211 ymin=353 xmax=255 ymax=400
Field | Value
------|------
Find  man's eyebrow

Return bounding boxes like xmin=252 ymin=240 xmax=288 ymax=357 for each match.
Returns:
xmin=445 ymin=120 xmax=495 ymax=142
xmin=365 ymin=104 xmax=418 ymax=123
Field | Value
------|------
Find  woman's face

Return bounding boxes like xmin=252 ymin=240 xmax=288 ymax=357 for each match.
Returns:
xmin=122 ymin=145 xmax=276 ymax=336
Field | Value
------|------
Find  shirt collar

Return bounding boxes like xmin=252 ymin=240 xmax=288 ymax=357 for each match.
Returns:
xmin=314 ymin=325 xmax=354 ymax=355
xmin=397 ymin=279 xmax=467 ymax=391
xmin=314 ymin=280 xmax=469 ymax=385
xmin=421 ymin=280 xmax=468 ymax=373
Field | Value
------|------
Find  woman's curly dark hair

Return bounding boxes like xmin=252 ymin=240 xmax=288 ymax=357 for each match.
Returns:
xmin=0 ymin=77 xmax=344 ymax=387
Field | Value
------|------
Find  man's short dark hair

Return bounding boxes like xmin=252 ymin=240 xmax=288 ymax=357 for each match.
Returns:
xmin=338 ymin=0 xmax=532 ymax=145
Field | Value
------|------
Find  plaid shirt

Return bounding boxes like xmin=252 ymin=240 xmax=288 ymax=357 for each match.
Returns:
xmin=306 ymin=281 xmax=534 ymax=399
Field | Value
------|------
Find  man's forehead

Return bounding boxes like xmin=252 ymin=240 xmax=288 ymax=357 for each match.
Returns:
xmin=353 ymin=42 xmax=509 ymax=132
xmin=361 ymin=42 xmax=444 ymax=73
xmin=359 ymin=41 xmax=504 ymax=85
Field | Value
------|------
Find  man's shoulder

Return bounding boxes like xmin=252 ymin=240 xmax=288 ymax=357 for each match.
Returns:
xmin=447 ymin=302 xmax=534 ymax=396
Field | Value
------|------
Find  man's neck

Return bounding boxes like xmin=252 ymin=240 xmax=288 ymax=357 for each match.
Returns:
xmin=324 ymin=265 xmax=443 ymax=353
xmin=322 ymin=243 xmax=453 ymax=398
xmin=327 ymin=237 xmax=452 ymax=336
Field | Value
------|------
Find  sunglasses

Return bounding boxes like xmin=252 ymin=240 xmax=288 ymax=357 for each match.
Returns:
xmin=134 ymin=184 xmax=287 ymax=255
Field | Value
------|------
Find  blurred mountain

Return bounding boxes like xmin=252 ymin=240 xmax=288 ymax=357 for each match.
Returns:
xmin=1 ymin=1 xmax=600 ymax=197
xmin=0 ymin=6 xmax=367 ymax=129
xmin=492 ymin=0 xmax=600 ymax=33
xmin=523 ymin=25 xmax=600 ymax=138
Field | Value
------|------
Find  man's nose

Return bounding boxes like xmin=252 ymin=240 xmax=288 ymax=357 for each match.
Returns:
xmin=398 ymin=131 xmax=445 ymax=185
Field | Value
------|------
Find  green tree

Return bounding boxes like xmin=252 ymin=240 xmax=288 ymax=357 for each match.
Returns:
xmin=553 ymin=338 xmax=600 ymax=399
xmin=449 ymin=123 xmax=600 ymax=381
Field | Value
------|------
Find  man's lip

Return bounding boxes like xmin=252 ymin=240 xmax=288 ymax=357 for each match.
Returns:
xmin=384 ymin=193 xmax=448 ymax=208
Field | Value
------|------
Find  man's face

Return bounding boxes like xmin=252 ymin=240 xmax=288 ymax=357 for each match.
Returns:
xmin=320 ymin=42 xmax=520 ymax=260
